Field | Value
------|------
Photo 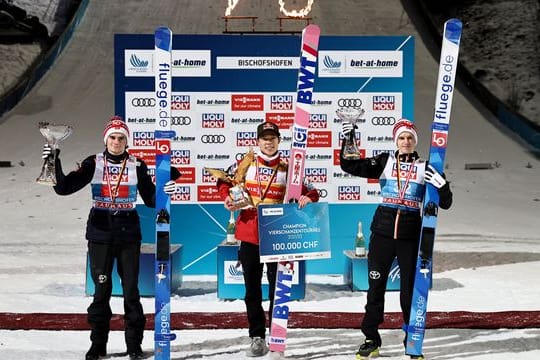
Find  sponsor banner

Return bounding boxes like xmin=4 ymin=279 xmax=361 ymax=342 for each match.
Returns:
xmin=223 ymin=261 xmax=300 ymax=285
xmin=231 ymin=94 xmax=264 ymax=111
xmin=258 ymin=202 xmax=331 ymax=262
xmin=266 ymin=113 xmax=294 ymax=129
xmin=319 ymin=51 xmax=403 ymax=78
xmin=124 ymin=50 xmax=153 ymax=77
xmin=177 ymin=166 xmax=196 ymax=183
xmin=171 ymin=50 xmax=211 ymax=77
xmin=216 ymin=57 xmax=299 ymax=69
xmin=197 ymin=185 xmax=222 ymax=202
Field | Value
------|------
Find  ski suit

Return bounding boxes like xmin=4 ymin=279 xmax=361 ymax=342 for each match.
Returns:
xmin=340 ymin=149 xmax=452 ymax=347
xmin=217 ymin=152 xmax=319 ymax=339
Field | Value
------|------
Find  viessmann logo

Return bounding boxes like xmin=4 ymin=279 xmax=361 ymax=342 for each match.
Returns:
xmin=231 ymin=95 xmax=264 ymax=111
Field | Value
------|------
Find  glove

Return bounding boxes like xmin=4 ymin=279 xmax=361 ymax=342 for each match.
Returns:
xmin=163 ymin=180 xmax=177 ymax=195
xmin=42 ymin=144 xmax=53 ymax=159
xmin=341 ymin=122 xmax=355 ymax=136
xmin=425 ymin=164 xmax=446 ymax=189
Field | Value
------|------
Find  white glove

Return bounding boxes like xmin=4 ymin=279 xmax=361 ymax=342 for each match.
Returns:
xmin=425 ymin=164 xmax=446 ymax=189
xmin=341 ymin=122 xmax=355 ymax=136
xmin=42 ymin=144 xmax=53 ymax=159
xmin=163 ymin=180 xmax=177 ymax=195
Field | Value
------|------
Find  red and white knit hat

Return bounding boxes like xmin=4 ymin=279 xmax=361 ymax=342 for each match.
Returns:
xmin=392 ymin=118 xmax=418 ymax=145
xmin=103 ymin=115 xmax=129 ymax=144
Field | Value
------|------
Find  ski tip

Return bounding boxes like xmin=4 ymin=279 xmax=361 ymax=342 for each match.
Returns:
xmin=444 ymin=19 xmax=463 ymax=44
xmin=303 ymin=23 xmax=321 ymax=36
xmin=155 ymin=26 xmax=172 ymax=50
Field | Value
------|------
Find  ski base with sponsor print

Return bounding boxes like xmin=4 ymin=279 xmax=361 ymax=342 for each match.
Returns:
xmin=268 ymin=23 xmax=320 ymax=355
xmin=154 ymin=26 xmax=176 ymax=360
xmin=405 ymin=18 xmax=462 ymax=357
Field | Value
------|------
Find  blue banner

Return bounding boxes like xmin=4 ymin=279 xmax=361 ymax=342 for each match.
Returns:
xmin=258 ymin=202 xmax=331 ymax=262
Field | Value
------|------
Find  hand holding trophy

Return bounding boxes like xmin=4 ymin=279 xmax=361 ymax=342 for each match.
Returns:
xmin=336 ymin=106 xmax=364 ymax=160
xmin=36 ymin=121 xmax=73 ymax=185
xmin=204 ymin=148 xmax=255 ymax=209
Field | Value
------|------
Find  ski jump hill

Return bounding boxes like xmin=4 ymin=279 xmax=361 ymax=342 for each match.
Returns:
xmin=0 ymin=0 xmax=539 ymax=330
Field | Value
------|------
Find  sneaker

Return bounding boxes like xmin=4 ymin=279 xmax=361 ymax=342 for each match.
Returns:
xmin=85 ymin=342 xmax=106 ymax=360
xmin=356 ymin=339 xmax=379 ymax=359
xmin=245 ymin=337 xmax=269 ymax=357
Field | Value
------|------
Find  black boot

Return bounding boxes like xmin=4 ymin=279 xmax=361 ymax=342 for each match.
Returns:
xmin=127 ymin=344 xmax=144 ymax=359
xmin=85 ymin=342 xmax=106 ymax=360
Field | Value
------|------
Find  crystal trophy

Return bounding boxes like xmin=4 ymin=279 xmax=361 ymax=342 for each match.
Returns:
xmin=36 ymin=122 xmax=73 ymax=185
xmin=336 ymin=107 xmax=364 ymax=160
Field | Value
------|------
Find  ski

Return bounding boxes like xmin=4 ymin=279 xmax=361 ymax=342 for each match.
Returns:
xmin=153 ymin=26 xmax=176 ymax=360
xmin=405 ymin=19 xmax=462 ymax=356
xmin=268 ymin=24 xmax=320 ymax=355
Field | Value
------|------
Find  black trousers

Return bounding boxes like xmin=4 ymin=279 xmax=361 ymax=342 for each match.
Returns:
xmin=238 ymin=241 xmax=278 ymax=339
xmin=361 ymin=232 xmax=419 ymax=346
xmin=87 ymin=241 xmax=146 ymax=347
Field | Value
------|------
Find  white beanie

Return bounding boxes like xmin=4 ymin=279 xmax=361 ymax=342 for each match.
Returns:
xmin=393 ymin=118 xmax=418 ymax=146
xmin=103 ymin=116 xmax=129 ymax=144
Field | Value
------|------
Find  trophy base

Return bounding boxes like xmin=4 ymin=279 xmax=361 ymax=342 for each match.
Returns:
xmin=343 ymin=154 xmax=361 ymax=160
xmin=36 ymin=178 xmax=56 ymax=186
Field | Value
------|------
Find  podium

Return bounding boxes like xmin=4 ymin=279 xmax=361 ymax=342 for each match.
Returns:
xmin=85 ymin=243 xmax=183 ymax=297
xmin=217 ymin=241 xmax=306 ymax=300
xmin=343 ymin=250 xmax=400 ymax=291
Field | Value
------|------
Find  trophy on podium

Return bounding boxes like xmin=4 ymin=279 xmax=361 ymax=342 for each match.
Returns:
xmin=36 ymin=122 xmax=73 ymax=185
xmin=336 ymin=107 xmax=364 ymax=160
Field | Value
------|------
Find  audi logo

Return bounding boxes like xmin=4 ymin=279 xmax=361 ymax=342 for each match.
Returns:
xmin=201 ymin=134 xmax=226 ymax=144
xmin=369 ymin=271 xmax=381 ymax=280
xmin=171 ymin=116 xmax=191 ymax=126
xmin=337 ymin=98 xmax=362 ymax=107
xmin=317 ymin=189 xmax=328 ymax=198
xmin=371 ymin=116 xmax=396 ymax=126
xmin=131 ymin=98 xmax=156 ymax=107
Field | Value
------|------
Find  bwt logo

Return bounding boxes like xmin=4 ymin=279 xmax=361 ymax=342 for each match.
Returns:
xmin=338 ymin=186 xmax=361 ymax=201
xmin=133 ymin=131 xmax=154 ymax=147
xmin=309 ymin=114 xmax=328 ymax=129
xmin=292 ymin=127 xmax=308 ymax=149
xmin=171 ymin=150 xmax=190 ymax=165
xmin=373 ymin=95 xmax=395 ymax=111
xmin=171 ymin=186 xmax=190 ymax=201
xmin=202 ymin=113 xmax=225 ymax=128
xmin=202 ymin=167 xmax=222 ymax=183
xmin=270 ymin=95 xmax=293 ymax=110
xmin=392 ymin=163 xmax=418 ymax=179
xmin=171 ymin=95 xmax=190 ymax=110
xmin=236 ymin=132 xmax=257 ymax=147
xmin=305 ymin=168 xmax=327 ymax=183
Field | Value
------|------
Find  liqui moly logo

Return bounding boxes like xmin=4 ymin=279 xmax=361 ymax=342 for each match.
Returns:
xmin=279 ymin=149 xmax=290 ymax=159
xmin=373 ymin=95 xmax=395 ymax=111
xmin=202 ymin=167 xmax=223 ymax=183
xmin=147 ymin=167 xmax=155 ymax=183
xmin=392 ymin=163 xmax=418 ymax=179
xmin=236 ymin=132 xmax=257 ymax=147
xmin=202 ymin=113 xmax=225 ymax=128
xmin=304 ymin=168 xmax=327 ymax=183
xmin=309 ymin=113 xmax=328 ymax=128
xmin=171 ymin=95 xmax=190 ymax=110
xmin=133 ymin=131 xmax=154 ymax=147
xmin=171 ymin=186 xmax=190 ymax=201
xmin=103 ymin=166 xmax=128 ymax=183
xmin=171 ymin=150 xmax=190 ymax=165
xmin=270 ymin=95 xmax=293 ymax=110
xmin=337 ymin=186 xmax=361 ymax=201
xmin=257 ymin=167 xmax=276 ymax=182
